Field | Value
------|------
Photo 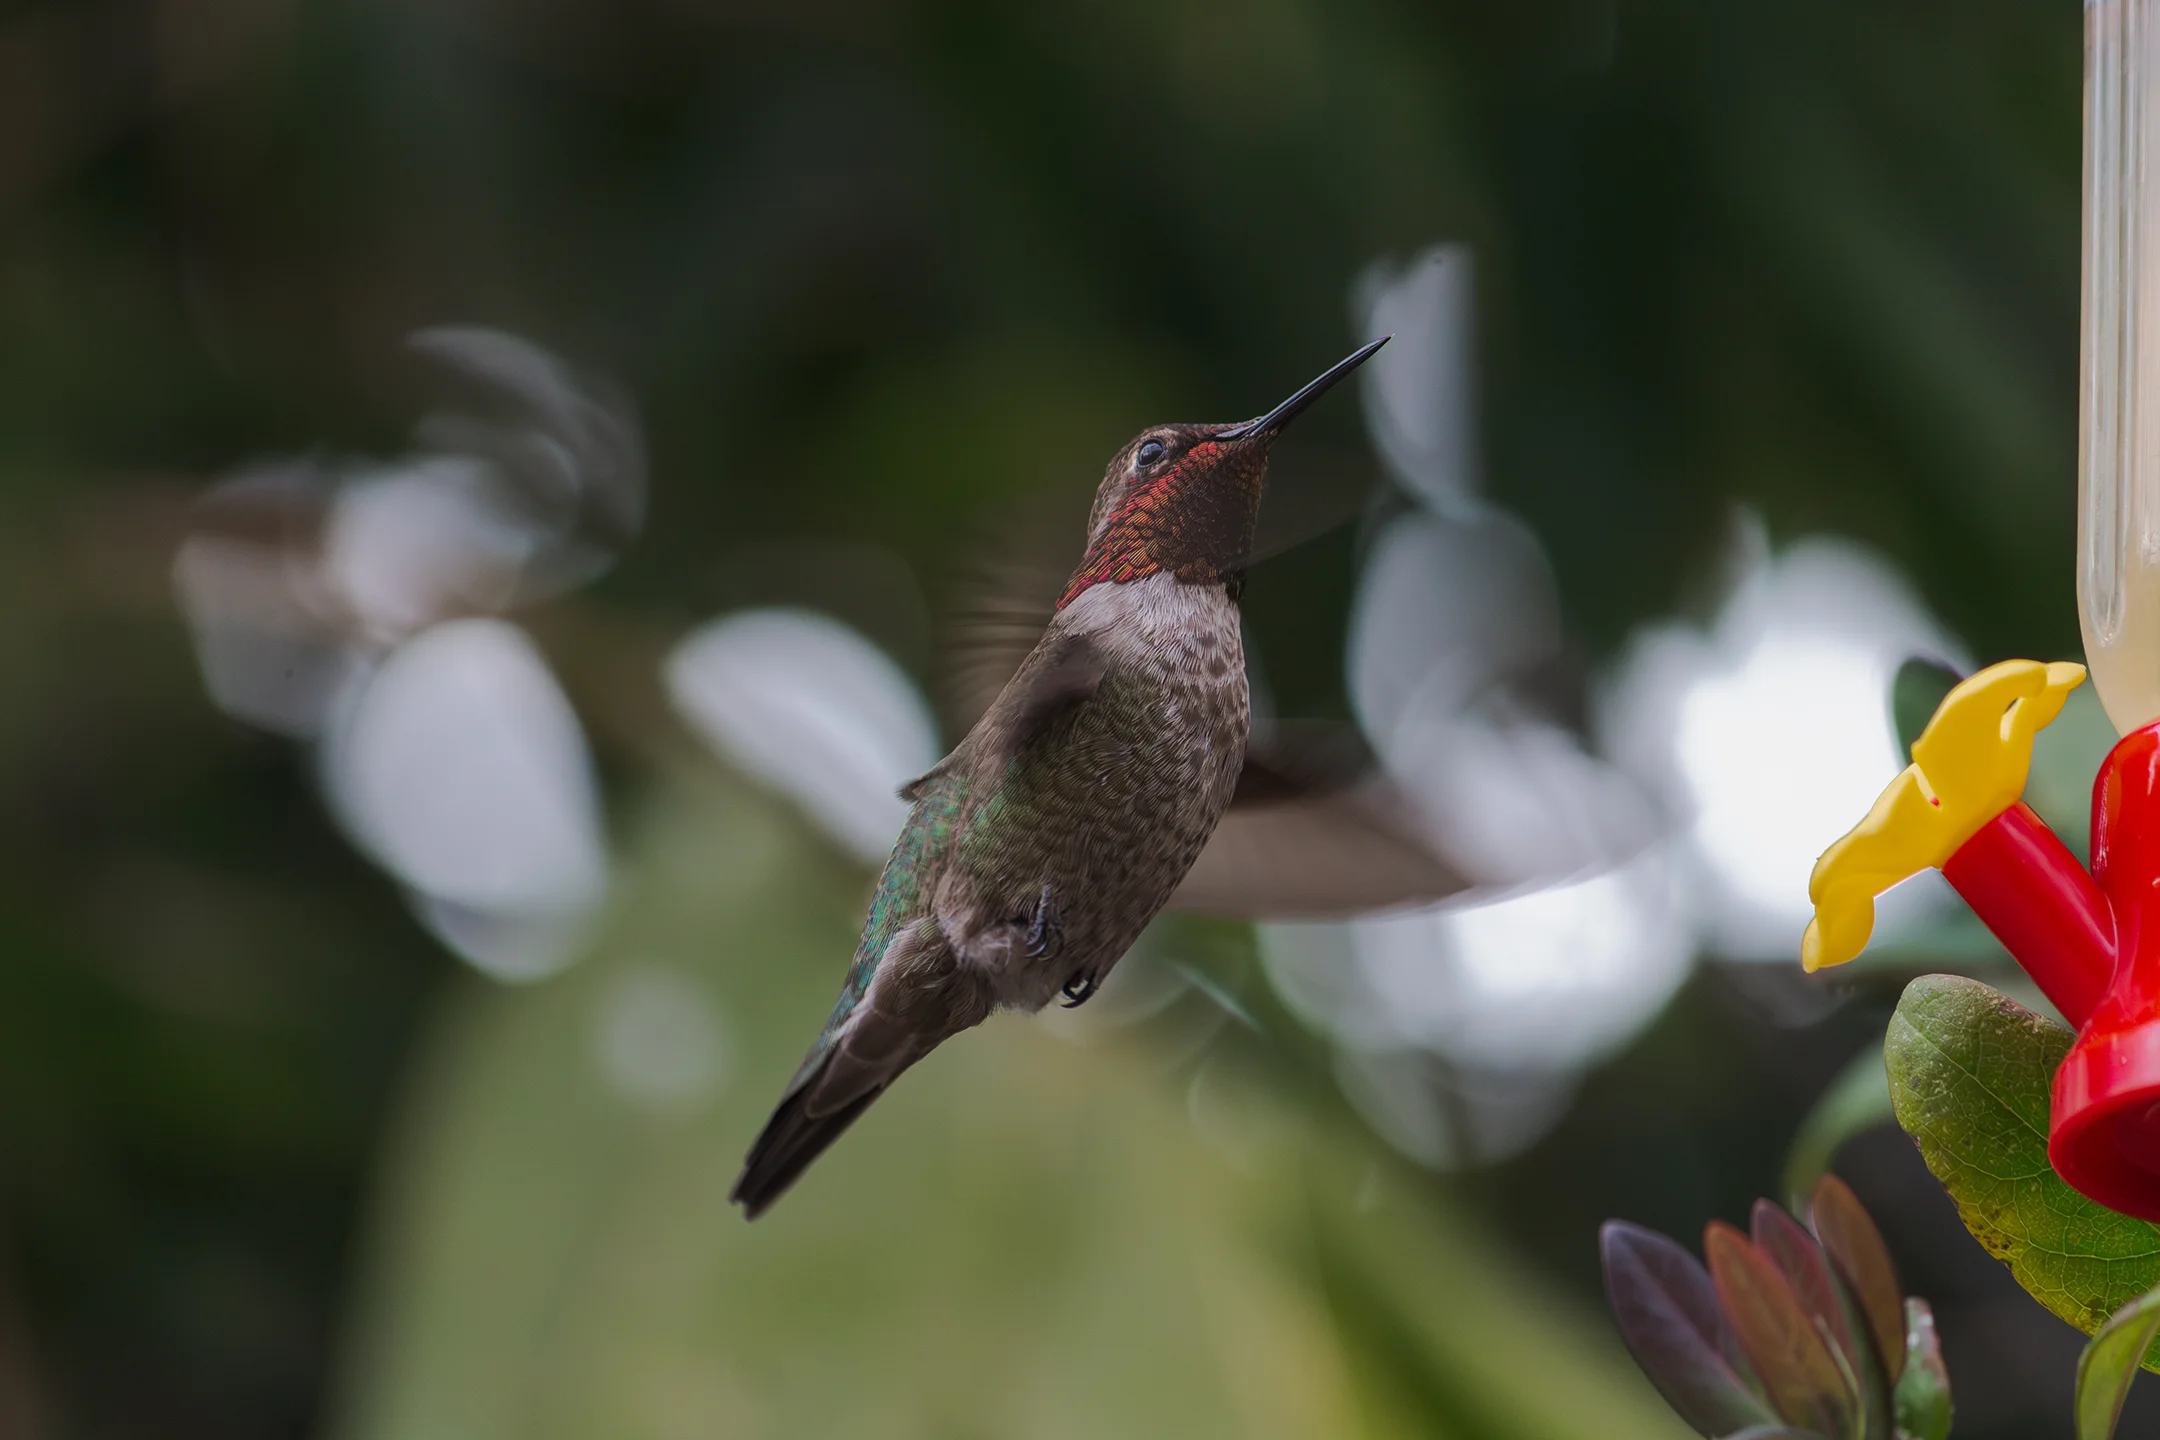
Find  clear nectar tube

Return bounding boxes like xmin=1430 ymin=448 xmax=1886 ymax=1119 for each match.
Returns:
xmin=2081 ymin=0 xmax=2160 ymax=735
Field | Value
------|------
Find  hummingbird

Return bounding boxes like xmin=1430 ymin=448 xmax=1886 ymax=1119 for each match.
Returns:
xmin=732 ymin=337 xmax=1466 ymax=1217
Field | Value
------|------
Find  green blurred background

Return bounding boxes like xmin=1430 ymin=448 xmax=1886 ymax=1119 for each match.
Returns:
xmin=0 ymin=0 xmax=2128 ymax=1436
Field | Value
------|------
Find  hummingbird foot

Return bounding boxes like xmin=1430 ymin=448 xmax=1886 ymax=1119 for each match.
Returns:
xmin=1024 ymin=883 xmax=1065 ymax=960
xmin=1059 ymin=971 xmax=1100 ymax=1009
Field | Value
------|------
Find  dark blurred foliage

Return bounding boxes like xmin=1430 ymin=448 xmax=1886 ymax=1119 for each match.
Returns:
xmin=0 ymin=0 xmax=2118 ymax=1436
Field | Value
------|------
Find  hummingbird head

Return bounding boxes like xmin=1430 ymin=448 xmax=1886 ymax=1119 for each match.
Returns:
xmin=1058 ymin=336 xmax=1389 ymax=609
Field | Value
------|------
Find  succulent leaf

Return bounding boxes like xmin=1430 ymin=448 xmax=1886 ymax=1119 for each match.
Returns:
xmin=1601 ymin=1220 xmax=1779 ymax=1437
xmin=1811 ymin=1173 xmax=1906 ymax=1384
xmin=1754 ymin=1197 xmax=1890 ymax=1440
xmin=1706 ymin=1221 xmax=1858 ymax=1440
xmin=1893 ymin=1299 xmax=1950 ymax=1440
xmin=1752 ymin=1200 xmax=1858 ymax=1368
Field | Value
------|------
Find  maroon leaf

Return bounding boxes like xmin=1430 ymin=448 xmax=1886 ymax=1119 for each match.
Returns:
xmin=1755 ymin=1197 xmax=1889 ymax=1439
xmin=1706 ymin=1221 xmax=1858 ymax=1440
xmin=1600 ymin=1221 xmax=1779 ymax=1437
xmin=1752 ymin=1200 xmax=1857 ymax=1366
xmin=1810 ymin=1173 xmax=1906 ymax=1383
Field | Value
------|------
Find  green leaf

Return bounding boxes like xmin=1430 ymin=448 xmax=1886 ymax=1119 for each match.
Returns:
xmin=2078 ymin=1284 xmax=2160 ymax=1440
xmin=1784 ymin=1050 xmax=1894 ymax=1217
xmin=1893 ymin=1299 xmax=1951 ymax=1440
xmin=1884 ymin=974 xmax=2160 ymax=1368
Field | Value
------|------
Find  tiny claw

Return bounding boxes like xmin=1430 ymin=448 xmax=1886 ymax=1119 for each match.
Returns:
xmin=1025 ymin=882 xmax=1064 ymax=960
xmin=1060 ymin=973 xmax=1099 ymax=1008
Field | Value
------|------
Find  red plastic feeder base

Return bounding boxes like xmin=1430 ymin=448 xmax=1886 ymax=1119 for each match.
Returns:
xmin=1932 ymin=721 xmax=2160 ymax=1221
xmin=2054 ymin=1033 xmax=2160 ymax=1224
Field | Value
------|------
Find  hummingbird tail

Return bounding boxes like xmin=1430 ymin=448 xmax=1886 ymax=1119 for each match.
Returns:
xmin=730 ymin=1063 xmax=885 ymax=1220
xmin=732 ymin=918 xmax=991 ymax=1219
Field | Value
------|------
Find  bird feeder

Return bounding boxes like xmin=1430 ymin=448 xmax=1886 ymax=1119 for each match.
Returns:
xmin=1803 ymin=0 xmax=2160 ymax=1223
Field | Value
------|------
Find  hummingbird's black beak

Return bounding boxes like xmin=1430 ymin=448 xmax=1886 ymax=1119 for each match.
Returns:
xmin=1217 ymin=335 xmax=1390 ymax=442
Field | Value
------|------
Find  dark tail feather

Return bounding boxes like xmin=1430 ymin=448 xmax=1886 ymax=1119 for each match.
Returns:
xmin=730 ymin=1076 xmax=885 ymax=1220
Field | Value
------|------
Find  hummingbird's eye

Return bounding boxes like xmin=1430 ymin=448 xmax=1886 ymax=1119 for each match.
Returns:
xmin=1135 ymin=438 xmax=1167 ymax=469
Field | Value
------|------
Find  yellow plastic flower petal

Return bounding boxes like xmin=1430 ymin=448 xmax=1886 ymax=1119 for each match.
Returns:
xmin=1800 ymin=659 xmax=2085 ymax=972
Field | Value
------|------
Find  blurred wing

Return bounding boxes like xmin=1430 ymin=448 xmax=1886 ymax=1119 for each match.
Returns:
xmin=969 ymin=630 xmax=1104 ymax=785
xmin=1248 ymin=448 xmax=1384 ymax=563
xmin=940 ymin=554 xmax=1068 ymax=736
xmin=910 ymin=627 xmax=1105 ymax=802
xmin=1173 ymin=722 xmax=1469 ymax=919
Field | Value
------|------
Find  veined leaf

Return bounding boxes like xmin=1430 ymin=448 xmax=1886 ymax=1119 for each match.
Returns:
xmin=2077 ymin=1284 xmax=2160 ymax=1440
xmin=1884 ymin=975 xmax=2160 ymax=1369
xmin=1754 ymin=1197 xmax=1888 ymax=1440
xmin=1810 ymin=1173 xmax=1905 ymax=1383
xmin=1705 ymin=1222 xmax=1855 ymax=1439
xmin=1751 ymin=1201 xmax=1856 ymax=1368
xmin=1600 ymin=1221 xmax=1778 ymax=1437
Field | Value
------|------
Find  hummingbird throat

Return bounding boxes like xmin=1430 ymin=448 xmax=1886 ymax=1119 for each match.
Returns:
xmin=1057 ymin=438 xmax=1265 ymax=608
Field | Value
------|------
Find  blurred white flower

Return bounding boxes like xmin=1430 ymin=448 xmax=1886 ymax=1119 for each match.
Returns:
xmin=664 ymin=608 xmax=941 ymax=864
xmin=403 ymin=325 xmax=646 ymax=604
xmin=1348 ymin=277 xmax=1665 ymax=890
xmin=174 ymin=525 xmax=370 ymax=739
xmin=1255 ymin=246 xmax=1695 ymax=1169
xmin=173 ymin=329 xmax=640 ymax=982
xmin=1349 ymin=508 xmax=1660 ymax=887
xmin=1349 ymin=508 xmax=1560 ymax=744
xmin=1264 ymin=844 xmax=1690 ymax=1072
xmin=1282 ymin=245 xmax=1970 ymax=1171
xmin=323 ymin=460 xmax=535 ymax=643
xmin=1371 ymin=848 xmax=1689 ymax=1069
xmin=1599 ymin=523 xmax=1965 ymax=960
xmin=323 ymin=619 xmax=606 ymax=981
xmin=1356 ymin=246 xmax=1479 ymax=508
xmin=1387 ymin=704 xmax=1665 ymax=887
